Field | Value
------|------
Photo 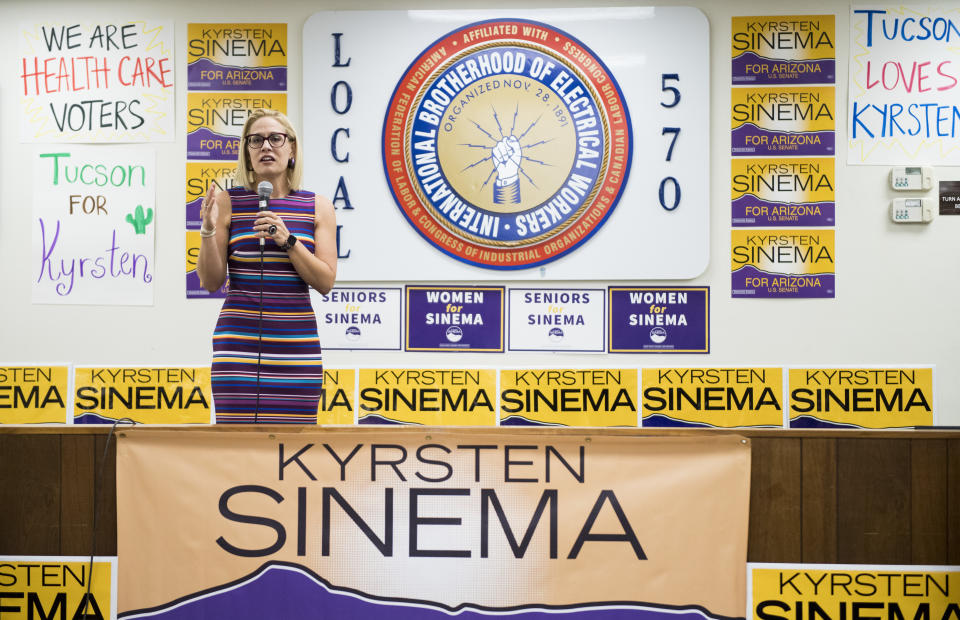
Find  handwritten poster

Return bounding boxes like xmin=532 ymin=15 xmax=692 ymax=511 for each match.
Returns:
xmin=19 ymin=20 xmax=174 ymax=142
xmin=849 ymin=6 xmax=960 ymax=164
xmin=33 ymin=147 xmax=156 ymax=305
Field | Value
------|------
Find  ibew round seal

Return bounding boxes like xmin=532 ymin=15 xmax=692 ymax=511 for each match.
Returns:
xmin=383 ymin=19 xmax=632 ymax=270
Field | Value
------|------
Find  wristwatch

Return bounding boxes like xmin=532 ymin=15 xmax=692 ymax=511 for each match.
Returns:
xmin=281 ymin=234 xmax=298 ymax=251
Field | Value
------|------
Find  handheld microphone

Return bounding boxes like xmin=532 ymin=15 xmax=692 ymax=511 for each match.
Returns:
xmin=254 ymin=180 xmax=273 ymax=422
xmin=257 ymin=181 xmax=272 ymax=247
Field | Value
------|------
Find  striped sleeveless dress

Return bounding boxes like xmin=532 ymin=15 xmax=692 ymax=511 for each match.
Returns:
xmin=211 ymin=187 xmax=322 ymax=424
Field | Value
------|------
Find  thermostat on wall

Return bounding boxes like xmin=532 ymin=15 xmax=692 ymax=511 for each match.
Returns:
xmin=890 ymin=198 xmax=935 ymax=223
xmin=889 ymin=166 xmax=934 ymax=191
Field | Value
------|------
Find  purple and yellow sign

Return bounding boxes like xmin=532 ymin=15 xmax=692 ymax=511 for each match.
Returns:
xmin=608 ymin=287 xmax=709 ymax=353
xmin=383 ymin=19 xmax=632 ymax=270
xmin=731 ymin=230 xmax=835 ymax=298
xmin=642 ymin=367 xmax=784 ymax=428
xmin=186 ymin=92 xmax=286 ymax=160
xmin=73 ymin=366 xmax=212 ymax=425
xmin=185 ymin=162 xmax=239 ymax=227
xmin=318 ymin=369 xmax=356 ymax=425
xmin=732 ymin=16 xmax=836 ymax=85
xmin=117 ymin=429 xmax=750 ymax=619
xmin=788 ymin=367 xmax=935 ymax=429
xmin=732 ymin=157 xmax=835 ymax=227
xmin=731 ymin=86 xmax=835 ymax=157
xmin=749 ymin=563 xmax=959 ymax=620
xmin=0 ymin=556 xmax=117 ymax=619
xmin=0 ymin=365 xmax=70 ymax=425
xmin=357 ymin=368 xmax=497 ymax=425
xmin=500 ymin=368 xmax=638 ymax=427
xmin=185 ymin=230 xmax=227 ymax=299
xmin=187 ymin=24 xmax=287 ymax=91
xmin=405 ymin=286 xmax=505 ymax=352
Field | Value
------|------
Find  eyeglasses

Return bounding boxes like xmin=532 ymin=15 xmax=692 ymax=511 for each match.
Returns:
xmin=245 ymin=133 xmax=290 ymax=149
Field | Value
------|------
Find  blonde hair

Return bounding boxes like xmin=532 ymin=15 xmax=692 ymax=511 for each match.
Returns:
xmin=235 ymin=109 xmax=303 ymax=191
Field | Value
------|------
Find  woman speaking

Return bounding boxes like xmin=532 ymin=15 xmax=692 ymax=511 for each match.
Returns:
xmin=196 ymin=109 xmax=337 ymax=424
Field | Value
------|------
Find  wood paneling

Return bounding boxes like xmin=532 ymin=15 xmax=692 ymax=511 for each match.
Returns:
xmin=1 ymin=430 xmax=958 ymax=564
xmin=60 ymin=434 xmax=95 ymax=554
xmin=910 ymin=438 xmax=947 ymax=563
xmin=949 ymin=439 xmax=960 ymax=564
xmin=0 ymin=434 xmax=61 ymax=554
xmin=801 ymin=437 xmax=837 ymax=562
xmin=94 ymin=433 xmax=118 ymax=556
xmin=748 ymin=437 xmax=801 ymax=562
xmin=837 ymin=438 xmax=911 ymax=564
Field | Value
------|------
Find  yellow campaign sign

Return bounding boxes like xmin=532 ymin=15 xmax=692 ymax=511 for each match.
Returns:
xmin=642 ymin=368 xmax=783 ymax=428
xmin=186 ymin=92 xmax=287 ymax=161
xmin=74 ymin=366 xmax=212 ymax=425
xmin=187 ymin=23 xmax=288 ymax=68
xmin=185 ymin=162 xmax=240 ymax=205
xmin=318 ymin=369 xmax=355 ymax=425
xmin=187 ymin=92 xmax=287 ymax=135
xmin=500 ymin=369 xmax=638 ymax=427
xmin=358 ymin=368 xmax=497 ymax=426
xmin=731 ymin=16 xmax=836 ymax=61
xmin=731 ymin=157 xmax=835 ymax=205
xmin=0 ymin=556 xmax=117 ymax=620
xmin=788 ymin=367 xmax=935 ymax=429
xmin=186 ymin=230 xmax=200 ymax=276
xmin=732 ymin=86 xmax=836 ymax=133
xmin=0 ymin=366 xmax=69 ymax=424
xmin=749 ymin=564 xmax=959 ymax=620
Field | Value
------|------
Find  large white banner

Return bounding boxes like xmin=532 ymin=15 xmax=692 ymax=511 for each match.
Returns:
xmin=32 ymin=147 xmax=157 ymax=305
xmin=848 ymin=6 xmax=960 ymax=164
xmin=304 ymin=8 xmax=709 ymax=280
xmin=18 ymin=20 xmax=175 ymax=142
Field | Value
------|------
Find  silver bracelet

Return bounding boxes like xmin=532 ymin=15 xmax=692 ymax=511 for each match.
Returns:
xmin=199 ymin=226 xmax=216 ymax=238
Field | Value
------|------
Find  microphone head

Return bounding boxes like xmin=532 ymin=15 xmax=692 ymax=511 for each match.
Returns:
xmin=257 ymin=181 xmax=273 ymax=200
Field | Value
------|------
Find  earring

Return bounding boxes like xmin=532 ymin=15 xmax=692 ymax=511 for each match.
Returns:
xmin=288 ymin=157 xmax=295 ymax=169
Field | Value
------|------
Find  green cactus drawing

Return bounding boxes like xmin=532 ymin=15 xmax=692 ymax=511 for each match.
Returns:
xmin=125 ymin=205 xmax=154 ymax=234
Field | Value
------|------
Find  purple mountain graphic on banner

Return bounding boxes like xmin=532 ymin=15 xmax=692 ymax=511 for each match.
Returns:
xmin=119 ymin=562 xmax=741 ymax=620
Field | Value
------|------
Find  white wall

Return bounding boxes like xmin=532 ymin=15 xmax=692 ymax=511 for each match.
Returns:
xmin=1 ymin=0 xmax=958 ymax=425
